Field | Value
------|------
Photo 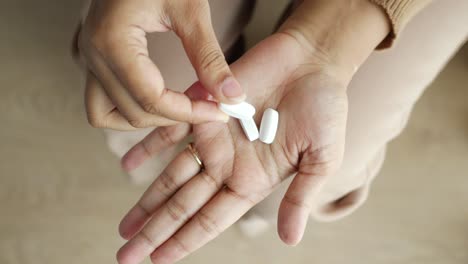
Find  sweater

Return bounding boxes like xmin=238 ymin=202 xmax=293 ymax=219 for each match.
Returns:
xmin=371 ymin=0 xmax=432 ymax=48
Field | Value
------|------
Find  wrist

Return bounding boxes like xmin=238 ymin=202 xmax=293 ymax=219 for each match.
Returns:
xmin=278 ymin=0 xmax=390 ymax=85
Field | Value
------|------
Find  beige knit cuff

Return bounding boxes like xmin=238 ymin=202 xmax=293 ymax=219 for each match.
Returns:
xmin=370 ymin=0 xmax=431 ymax=49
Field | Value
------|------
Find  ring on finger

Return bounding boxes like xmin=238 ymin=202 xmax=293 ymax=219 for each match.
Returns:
xmin=187 ymin=143 xmax=204 ymax=171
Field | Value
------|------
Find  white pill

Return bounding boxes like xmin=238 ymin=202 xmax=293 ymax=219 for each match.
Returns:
xmin=239 ymin=117 xmax=259 ymax=141
xmin=259 ymin=108 xmax=279 ymax=144
xmin=219 ymin=102 xmax=256 ymax=120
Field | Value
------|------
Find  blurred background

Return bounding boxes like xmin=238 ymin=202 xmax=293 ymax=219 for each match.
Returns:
xmin=1 ymin=0 xmax=467 ymax=264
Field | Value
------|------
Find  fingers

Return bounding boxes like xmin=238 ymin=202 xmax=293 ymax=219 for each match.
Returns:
xmin=83 ymin=45 xmax=227 ymax=128
xmin=94 ymin=33 xmax=227 ymax=124
xmin=85 ymin=71 xmax=137 ymax=131
xmin=79 ymin=3 xmax=230 ymax=129
xmin=277 ymin=173 xmax=323 ymax=246
xmin=150 ymin=187 xmax=257 ymax=264
xmin=120 ymin=81 xmax=223 ymax=172
xmin=117 ymin=169 xmax=224 ymax=264
xmin=167 ymin=0 xmax=245 ymax=104
xmin=121 ymin=123 xmax=191 ymax=172
xmin=277 ymin=149 xmax=339 ymax=246
xmin=83 ymin=45 xmax=181 ymax=128
xmin=119 ymin=147 xmax=202 ymax=240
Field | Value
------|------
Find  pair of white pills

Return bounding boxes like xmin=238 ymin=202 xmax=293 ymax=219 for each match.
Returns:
xmin=219 ymin=102 xmax=279 ymax=144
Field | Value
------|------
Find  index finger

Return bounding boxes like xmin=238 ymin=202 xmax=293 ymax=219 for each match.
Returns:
xmin=149 ymin=187 xmax=260 ymax=263
xmin=102 ymin=32 xmax=229 ymax=124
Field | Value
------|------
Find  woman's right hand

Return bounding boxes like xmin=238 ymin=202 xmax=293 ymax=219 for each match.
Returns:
xmin=76 ymin=0 xmax=244 ymax=130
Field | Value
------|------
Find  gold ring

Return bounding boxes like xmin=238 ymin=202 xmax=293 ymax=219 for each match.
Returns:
xmin=187 ymin=143 xmax=204 ymax=170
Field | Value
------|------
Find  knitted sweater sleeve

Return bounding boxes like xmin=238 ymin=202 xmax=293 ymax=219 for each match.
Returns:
xmin=370 ymin=0 xmax=432 ymax=48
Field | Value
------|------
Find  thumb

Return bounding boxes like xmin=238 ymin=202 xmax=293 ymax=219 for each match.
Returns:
xmin=168 ymin=1 xmax=245 ymax=103
xmin=277 ymin=148 xmax=342 ymax=246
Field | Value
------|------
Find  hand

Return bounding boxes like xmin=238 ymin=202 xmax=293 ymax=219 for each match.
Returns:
xmin=116 ymin=33 xmax=348 ymax=264
xmin=115 ymin=0 xmax=390 ymax=262
xmin=76 ymin=0 xmax=244 ymax=130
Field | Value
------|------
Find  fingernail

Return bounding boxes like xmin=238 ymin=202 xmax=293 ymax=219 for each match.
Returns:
xmin=221 ymin=77 xmax=245 ymax=102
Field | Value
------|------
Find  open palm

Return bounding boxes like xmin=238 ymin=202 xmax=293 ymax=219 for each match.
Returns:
xmin=117 ymin=33 xmax=348 ymax=264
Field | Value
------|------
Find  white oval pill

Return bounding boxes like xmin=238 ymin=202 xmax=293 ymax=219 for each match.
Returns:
xmin=239 ymin=117 xmax=259 ymax=142
xmin=219 ymin=102 xmax=256 ymax=120
xmin=259 ymin=108 xmax=279 ymax=144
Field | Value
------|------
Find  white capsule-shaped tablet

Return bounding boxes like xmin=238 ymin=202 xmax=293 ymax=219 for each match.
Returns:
xmin=259 ymin=108 xmax=279 ymax=144
xmin=219 ymin=102 xmax=256 ymax=120
xmin=239 ymin=117 xmax=259 ymax=142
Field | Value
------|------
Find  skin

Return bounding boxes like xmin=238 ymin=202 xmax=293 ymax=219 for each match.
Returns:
xmin=77 ymin=0 xmax=246 ymax=131
xmin=111 ymin=0 xmax=390 ymax=263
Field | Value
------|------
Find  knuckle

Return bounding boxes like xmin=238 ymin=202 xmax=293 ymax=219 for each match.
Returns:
xmin=139 ymin=229 xmax=157 ymax=248
xmin=87 ymin=114 xmax=107 ymax=128
xmin=187 ymin=101 xmax=196 ymax=124
xmin=199 ymin=172 xmax=222 ymax=189
xmin=154 ymin=171 xmax=177 ymax=197
xmin=140 ymin=139 xmax=153 ymax=158
xmin=128 ymin=118 xmax=149 ymax=128
xmin=141 ymin=89 xmax=173 ymax=117
xmin=172 ymin=236 xmax=191 ymax=255
xmin=80 ymin=9 xmax=123 ymax=54
xmin=283 ymin=195 xmax=312 ymax=211
xmin=85 ymin=97 xmax=107 ymax=128
xmin=157 ymin=127 xmax=177 ymax=146
xmin=196 ymin=211 xmax=220 ymax=237
xmin=165 ymin=198 xmax=188 ymax=222
xmin=141 ymin=101 xmax=161 ymax=115
xmin=87 ymin=25 xmax=119 ymax=53
xmin=136 ymin=202 xmax=152 ymax=218
xmin=86 ymin=29 xmax=105 ymax=49
xmin=199 ymin=46 xmax=226 ymax=72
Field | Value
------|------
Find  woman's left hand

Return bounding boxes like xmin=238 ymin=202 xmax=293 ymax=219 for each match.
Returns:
xmin=116 ymin=32 xmax=348 ymax=264
xmin=116 ymin=0 xmax=390 ymax=262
